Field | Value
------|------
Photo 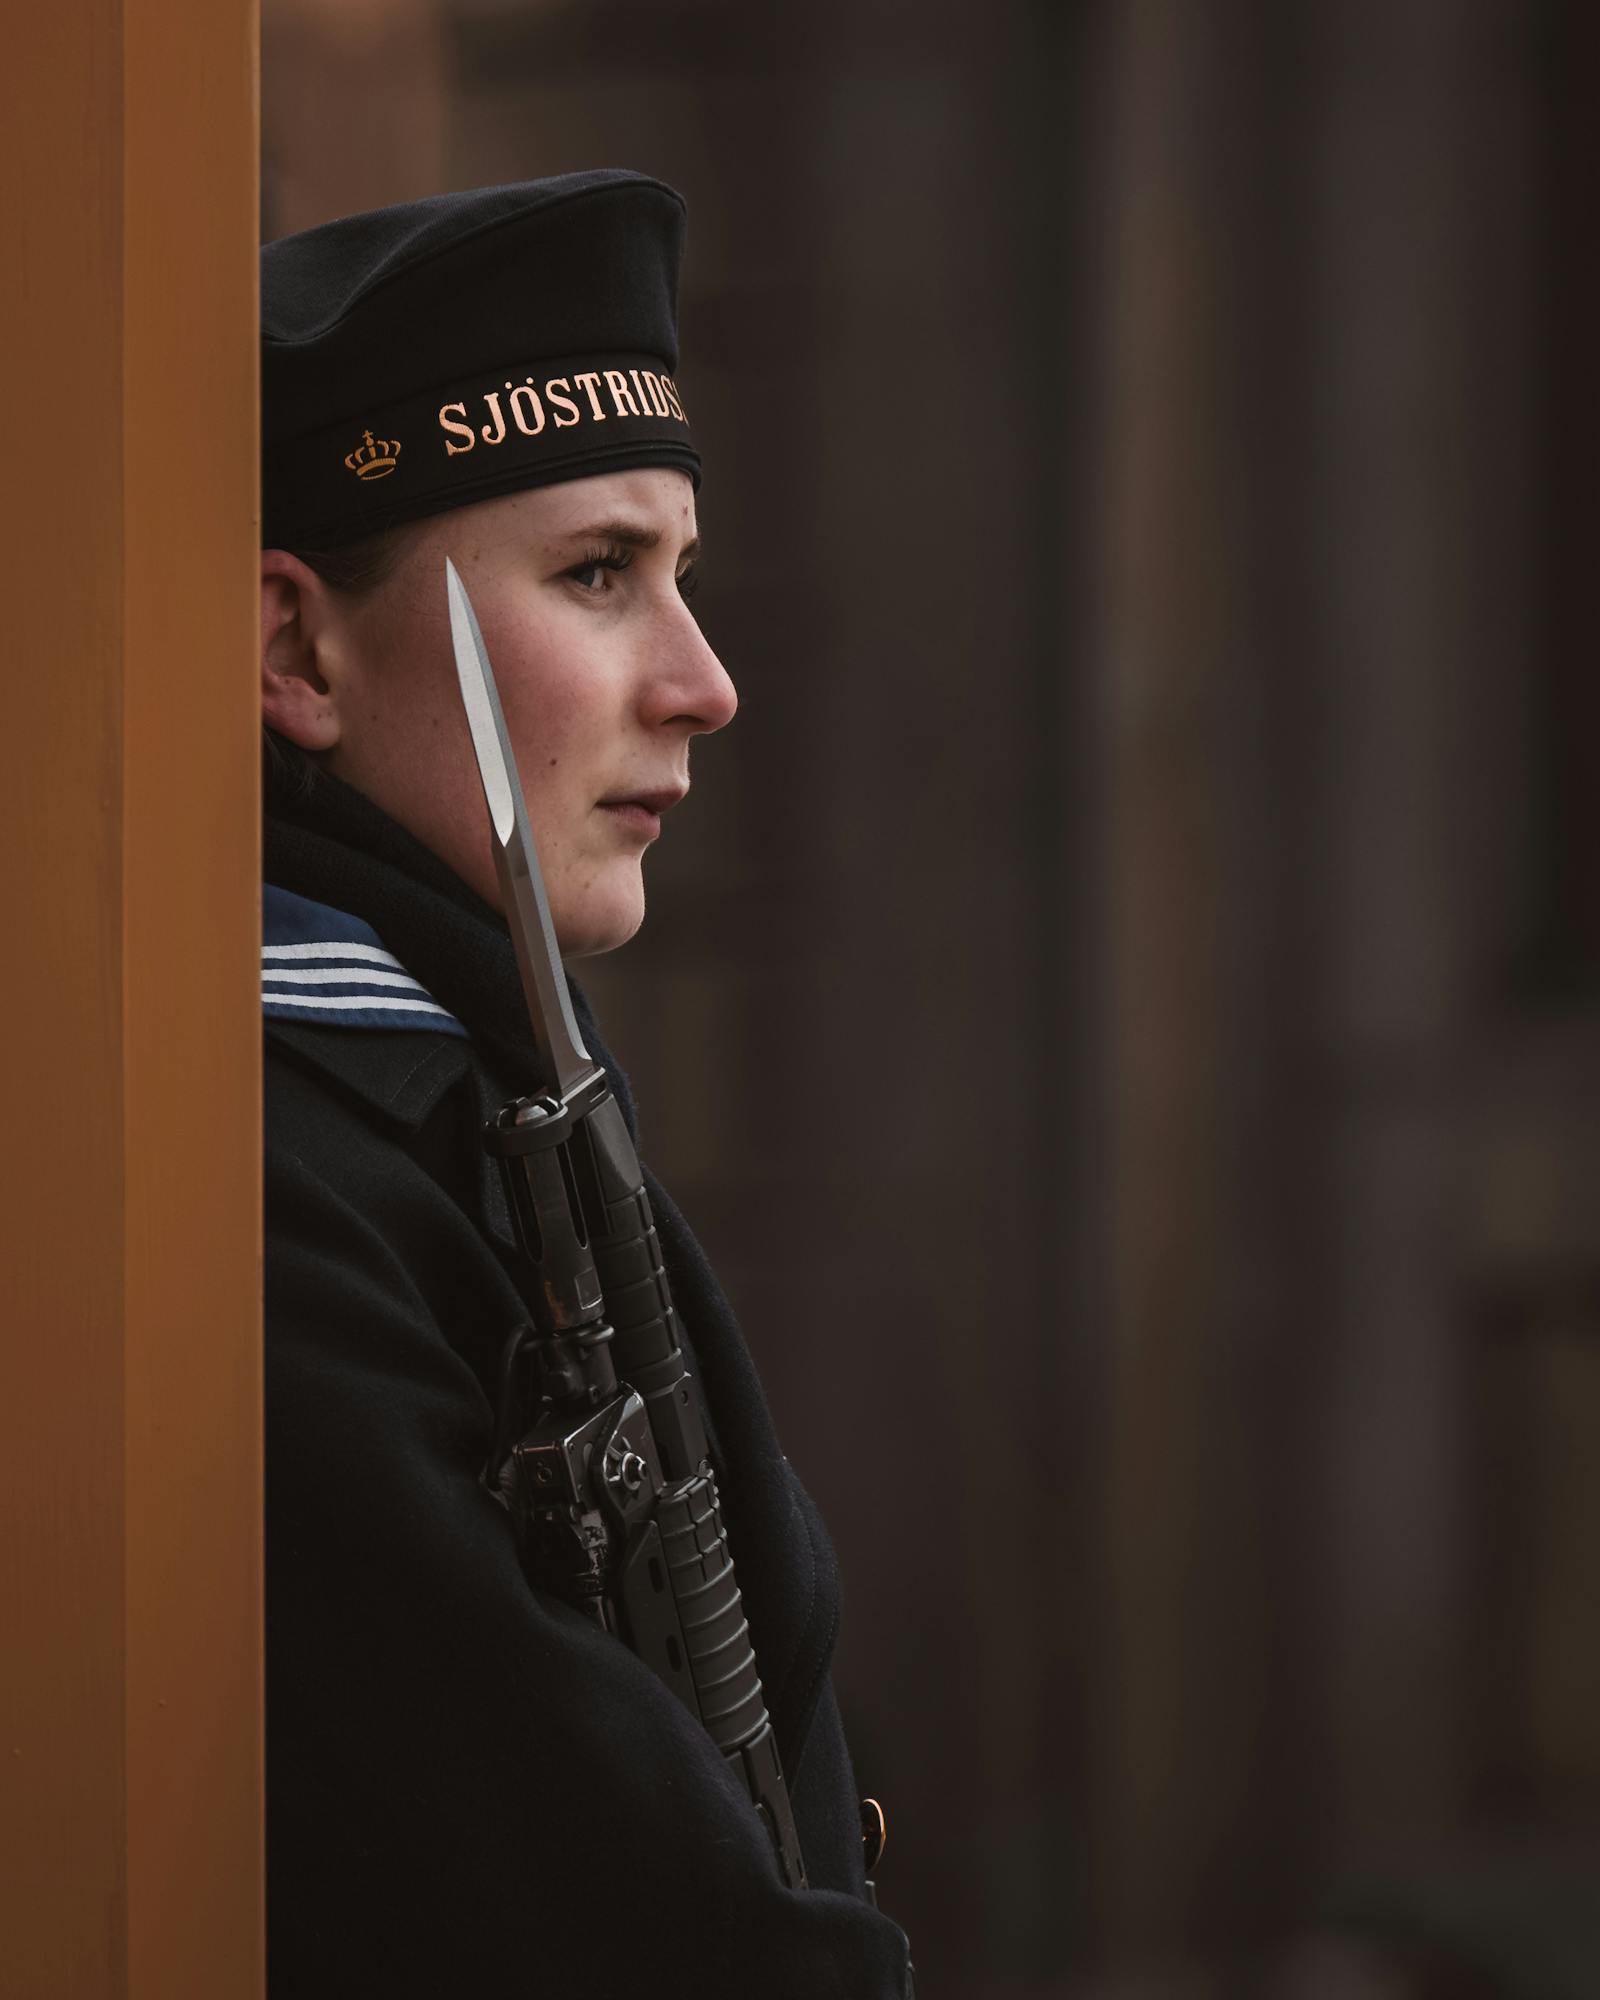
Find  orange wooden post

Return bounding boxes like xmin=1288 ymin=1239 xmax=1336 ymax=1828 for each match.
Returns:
xmin=0 ymin=4 xmax=263 ymax=1996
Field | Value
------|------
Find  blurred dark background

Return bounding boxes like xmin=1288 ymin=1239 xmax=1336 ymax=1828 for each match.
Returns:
xmin=263 ymin=3 xmax=1600 ymax=1993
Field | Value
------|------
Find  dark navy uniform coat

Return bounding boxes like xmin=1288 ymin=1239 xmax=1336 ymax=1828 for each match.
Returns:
xmin=262 ymin=773 xmax=912 ymax=1997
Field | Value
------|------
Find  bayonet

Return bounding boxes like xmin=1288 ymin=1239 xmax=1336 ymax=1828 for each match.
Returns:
xmin=446 ymin=558 xmax=808 ymax=1892
xmin=445 ymin=557 xmax=594 ymax=1099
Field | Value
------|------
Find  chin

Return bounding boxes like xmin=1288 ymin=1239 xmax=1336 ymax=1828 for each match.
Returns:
xmin=555 ymin=881 xmax=647 ymax=961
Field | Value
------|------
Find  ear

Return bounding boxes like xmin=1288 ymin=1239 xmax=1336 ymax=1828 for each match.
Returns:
xmin=261 ymin=550 xmax=342 ymax=752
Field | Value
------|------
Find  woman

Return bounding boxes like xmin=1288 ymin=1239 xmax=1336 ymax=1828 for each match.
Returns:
xmin=259 ymin=170 xmax=912 ymax=1995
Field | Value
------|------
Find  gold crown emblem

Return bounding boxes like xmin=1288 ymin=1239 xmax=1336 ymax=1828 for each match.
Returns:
xmin=343 ymin=429 xmax=401 ymax=480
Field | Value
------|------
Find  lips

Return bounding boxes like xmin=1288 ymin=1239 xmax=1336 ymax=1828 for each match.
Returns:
xmin=595 ymin=785 xmax=685 ymax=842
xmin=596 ymin=787 xmax=687 ymax=815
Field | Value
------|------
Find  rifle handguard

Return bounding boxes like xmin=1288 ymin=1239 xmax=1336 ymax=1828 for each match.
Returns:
xmin=484 ymin=1077 xmax=807 ymax=1890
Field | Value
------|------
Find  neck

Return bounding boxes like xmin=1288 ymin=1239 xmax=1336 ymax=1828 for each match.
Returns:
xmin=264 ymin=766 xmax=637 ymax=1135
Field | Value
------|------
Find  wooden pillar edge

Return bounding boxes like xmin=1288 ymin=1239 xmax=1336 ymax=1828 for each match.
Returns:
xmin=0 ymin=7 xmax=132 ymax=1995
xmin=0 ymin=3 xmax=262 ymax=1994
xmin=124 ymin=1 xmax=263 ymax=1994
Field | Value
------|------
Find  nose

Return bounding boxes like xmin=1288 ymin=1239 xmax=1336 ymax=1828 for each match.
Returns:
xmin=645 ymin=598 xmax=738 ymax=737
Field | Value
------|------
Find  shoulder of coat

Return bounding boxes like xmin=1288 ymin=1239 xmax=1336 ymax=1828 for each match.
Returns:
xmin=263 ymin=884 xmax=475 ymax=1129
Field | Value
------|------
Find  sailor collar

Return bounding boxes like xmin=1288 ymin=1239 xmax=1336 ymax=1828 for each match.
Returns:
xmin=263 ymin=885 xmax=468 ymax=1037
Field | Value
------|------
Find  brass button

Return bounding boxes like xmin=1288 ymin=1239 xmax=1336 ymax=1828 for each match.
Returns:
xmin=859 ymin=1795 xmax=887 ymax=1872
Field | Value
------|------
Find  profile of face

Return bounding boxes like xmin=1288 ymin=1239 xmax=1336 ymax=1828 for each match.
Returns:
xmin=260 ymin=468 xmax=736 ymax=957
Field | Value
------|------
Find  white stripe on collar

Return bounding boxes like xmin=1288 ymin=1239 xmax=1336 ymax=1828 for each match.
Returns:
xmin=262 ymin=885 xmax=467 ymax=1037
xmin=263 ymin=939 xmax=406 ymax=966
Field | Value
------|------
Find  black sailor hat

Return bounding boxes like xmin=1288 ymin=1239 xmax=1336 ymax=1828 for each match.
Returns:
xmin=262 ymin=170 xmax=698 ymax=551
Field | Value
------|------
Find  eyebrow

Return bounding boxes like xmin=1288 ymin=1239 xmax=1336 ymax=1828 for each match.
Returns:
xmin=555 ymin=518 xmax=702 ymax=564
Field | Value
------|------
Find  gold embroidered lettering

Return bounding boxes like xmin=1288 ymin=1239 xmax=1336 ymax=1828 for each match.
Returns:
xmin=639 ymin=370 xmax=672 ymax=418
xmin=479 ymin=391 xmax=508 ymax=446
xmin=660 ymin=376 xmax=686 ymax=423
xmin=439 ymin=404 xmax=475 ymax=455
xmin=603 ymin=370 xmax=641 ymax=417
xmin=509 ymin=380 xmax=546 ymax=437
xmin=545 ymin=378 xmax=581 ymax=427
xmin=571 ymin=371 xmax=608 ymax=421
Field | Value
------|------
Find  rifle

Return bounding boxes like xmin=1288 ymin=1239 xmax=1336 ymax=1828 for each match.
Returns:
xmin=445 ymin=559 xmax=808 ymax=1890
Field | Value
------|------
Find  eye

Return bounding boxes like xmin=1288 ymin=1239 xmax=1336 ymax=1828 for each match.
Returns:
xmin=566 ymin=544 xmax=632 ymax=593
xmin=676 ymin=565 xmax=700 ymax=603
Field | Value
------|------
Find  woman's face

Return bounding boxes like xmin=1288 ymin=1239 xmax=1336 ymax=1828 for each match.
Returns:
xmin=274 ymin=468 xmax=735 ymax=957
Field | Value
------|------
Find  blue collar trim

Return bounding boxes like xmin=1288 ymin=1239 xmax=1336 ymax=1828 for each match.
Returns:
xmin=262 ymin=885 xmax=468 ymax=1037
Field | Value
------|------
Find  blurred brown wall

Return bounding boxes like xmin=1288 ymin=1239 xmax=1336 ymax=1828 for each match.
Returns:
xmin=263 ymin=3 xmax=1600 ymax=1994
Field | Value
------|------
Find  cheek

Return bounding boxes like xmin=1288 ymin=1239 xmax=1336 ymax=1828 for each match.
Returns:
xmin=349 ymin=599 xmax=457 ymax=750
xmin=492 ymin=614 xmax=626 ymax=783
xmin=507 ymin=682 xmax=587 ymax=772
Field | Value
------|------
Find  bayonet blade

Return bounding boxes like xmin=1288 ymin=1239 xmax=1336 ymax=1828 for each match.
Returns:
xmin=446 ymin=558 xmax=594 ymax=1097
